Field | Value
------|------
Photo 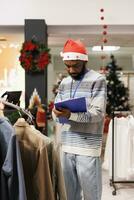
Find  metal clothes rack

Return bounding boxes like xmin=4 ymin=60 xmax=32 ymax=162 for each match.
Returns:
xmin=110 ymin=110 xmax=134 ymax=195
xmin=0 ymin=98 xmax=34 ymax=124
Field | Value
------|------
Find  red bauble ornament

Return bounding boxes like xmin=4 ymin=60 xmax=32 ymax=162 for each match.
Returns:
xmin=101 ymin=16 xmax=104 ymax=20
xmin=100 ymin=8 xmax=104 ymax=12
xmin=103 ymin=25 xmax=108 ymax=29
xmin=103 ymin=31 xmax=107 ymax=35
xmin=103 ymin=38 xmax=108 ymax=43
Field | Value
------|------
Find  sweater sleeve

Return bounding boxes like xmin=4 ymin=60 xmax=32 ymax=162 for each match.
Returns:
xmin=54 ymin=82 xmax=64 ymax=103
xmin=69 ymin=76 xmax=107 ymax=123
xmin=52 ymin=83 xmax=64 ymax=123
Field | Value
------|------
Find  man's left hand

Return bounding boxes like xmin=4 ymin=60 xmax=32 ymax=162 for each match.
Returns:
xmin=52 ymin=107 xmax=71 ymax=119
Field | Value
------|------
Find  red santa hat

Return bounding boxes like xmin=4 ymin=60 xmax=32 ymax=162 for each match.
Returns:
xmin=60 ymin=39 xmax=88 ymax=61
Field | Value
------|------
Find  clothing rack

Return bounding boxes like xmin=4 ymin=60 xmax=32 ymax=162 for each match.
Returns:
xmin=110 ymin=110 xmax=134 ymax=195
xmin=0 ymin=98 xmax=34 ymax=124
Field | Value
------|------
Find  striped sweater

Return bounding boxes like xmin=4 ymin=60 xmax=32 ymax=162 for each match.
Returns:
xmin=54 ymin=69 xmax=107 ymax=157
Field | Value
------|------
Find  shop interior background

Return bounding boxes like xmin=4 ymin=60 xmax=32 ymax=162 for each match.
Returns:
xmin=0 ymin=25 xmax=134 ymax=110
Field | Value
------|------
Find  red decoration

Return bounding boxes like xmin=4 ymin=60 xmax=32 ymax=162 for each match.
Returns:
xmin=103 ymin=116 xmax=111 ymax=133
xmin=99 ymin=6 xmax=109 ymax=72
xmin=19 ymin=40 xmax=51 ymax=73
xmin=36 ymin=106 xmax=46 ymax=127
xmin=103 ymin=38 xmax=108 ymax=43
xmin=103 ymin=25 xmax=108 ymax=29
xmin=37 ymin=52 xmax=50 ymax=69
xmin=100 ymin=16 xmax=104 ymax=20
xmin=100 ymin=8 xmax=104 ymax=12
xmin=103 ymin=31 xmax=107 ymax=35
xmin=48 ymin=101 xmax=54 ymax=112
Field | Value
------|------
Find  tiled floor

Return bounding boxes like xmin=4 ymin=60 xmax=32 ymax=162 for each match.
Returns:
xmin=102 ymin=169 xmax=134 ymax=200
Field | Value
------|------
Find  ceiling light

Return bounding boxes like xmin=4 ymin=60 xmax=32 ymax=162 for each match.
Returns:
xmin=92 ymin=46 xmax=120 ymax=51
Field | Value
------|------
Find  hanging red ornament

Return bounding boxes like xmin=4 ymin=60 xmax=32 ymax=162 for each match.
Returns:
xmin=103 ymin=25 xmax=108 ymax=29
xmin=103 ymin=38 xmax=108 ymax=43
xmin=101 ymin=16 xmax=104 ymax=20
xmin=103 ymin=31 xmax=107 ymax=35
xmin=99 ymin=7 xmax=108 ymax=64
xmin=100 ymin=8 xmax=104 ymax=12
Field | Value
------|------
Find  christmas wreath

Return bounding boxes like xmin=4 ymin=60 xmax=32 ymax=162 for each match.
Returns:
xmin=19 ymin=40 xmax=51 ymax=73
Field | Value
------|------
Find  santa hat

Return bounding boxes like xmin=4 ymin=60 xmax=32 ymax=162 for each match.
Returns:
xmin=60 ymin=39 xmax=88 ymax=61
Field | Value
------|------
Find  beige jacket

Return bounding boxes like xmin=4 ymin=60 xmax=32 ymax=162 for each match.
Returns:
xmin=14 ymin=118 xmax=67 ymax=200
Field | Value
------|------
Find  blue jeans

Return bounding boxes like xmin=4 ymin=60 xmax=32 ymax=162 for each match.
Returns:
xmin=62 ymin=153 xmax=102 ymax=200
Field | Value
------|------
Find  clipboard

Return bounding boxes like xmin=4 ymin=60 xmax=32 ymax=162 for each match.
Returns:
xmin=55 ymin=97 xmax=87 ymax=113
xmin=54 ymin=97 xmax=87 ymax=123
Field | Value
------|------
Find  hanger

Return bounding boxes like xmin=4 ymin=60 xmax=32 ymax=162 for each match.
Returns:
xmin=0 ymin=98 xmax=35 ymax=125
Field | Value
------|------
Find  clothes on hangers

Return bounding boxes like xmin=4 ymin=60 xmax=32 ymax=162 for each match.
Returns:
xmin=0 ymin=102 xmax=67 ymax=200
xmin=0 ymin=98 xmax=34 ymax=124
xmin=0 ymin=114 xmax=27 ymax=200
xmin=14 ymin=118 xmax=67 ymax=200
xmin=126 ymin=115 xmax=134 ymax=179
xmin=103 ymin=115 xmax=134 ymax=180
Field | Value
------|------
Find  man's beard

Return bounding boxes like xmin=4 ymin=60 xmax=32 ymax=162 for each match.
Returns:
xmin=69 ymin=65 xmax=86 ymax=80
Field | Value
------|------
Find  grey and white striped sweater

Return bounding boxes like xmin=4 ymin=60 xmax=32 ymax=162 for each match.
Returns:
xmin=54 ymin=69 xmax=107 ymax=157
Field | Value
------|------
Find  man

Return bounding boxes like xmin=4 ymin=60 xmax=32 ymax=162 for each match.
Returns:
xmin=53 ymin=39 xmax=107 ymax=200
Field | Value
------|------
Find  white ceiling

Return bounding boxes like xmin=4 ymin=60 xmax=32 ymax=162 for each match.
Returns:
xmin=1 ymin=25 xmax=134 ymax=56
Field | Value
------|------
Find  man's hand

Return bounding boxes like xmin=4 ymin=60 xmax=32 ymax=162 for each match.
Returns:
xmin=52 ymin=107 xmax=71 ymax=119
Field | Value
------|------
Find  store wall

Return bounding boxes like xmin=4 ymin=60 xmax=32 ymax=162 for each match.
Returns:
xmin=0 ymin=0 xmax=134 ymax=25
xmin=0 ymin=48 xmax=133 ymax=106
xmin=53 ymin=55 xmax=133 ymax=74
xmin=0 ymin=47 xmax=133 ymax=102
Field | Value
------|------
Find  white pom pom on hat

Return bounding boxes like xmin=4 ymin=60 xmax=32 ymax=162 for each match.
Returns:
xmin=60 ymin=39 xmax=88 ymax=61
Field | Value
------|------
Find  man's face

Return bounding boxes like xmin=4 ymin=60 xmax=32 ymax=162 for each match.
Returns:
xmin=64 ymin=60 xmax=86 ymax=80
